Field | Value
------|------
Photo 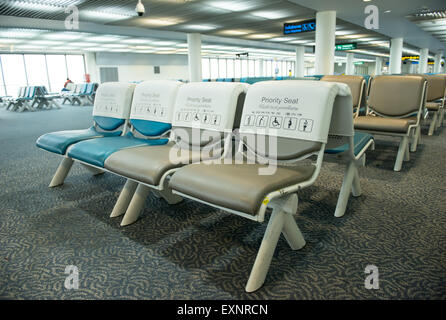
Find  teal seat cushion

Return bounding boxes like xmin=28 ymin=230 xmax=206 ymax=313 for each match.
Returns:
xmin=325 ymin=132 xmax=373 ymax=156
xmin=67 ymin=132 xmax=169 ymax=167
xmin=36 ymin=126 xmax=122 ymax=155
xmin=130 ymin=119 xmax=171 ymax=137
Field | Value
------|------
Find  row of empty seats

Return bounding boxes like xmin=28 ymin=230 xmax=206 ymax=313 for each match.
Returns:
xmin=61 ymin=82 xmax=98 ymax=106
xmin=1 ymin=86 xmax=61 ymax=112
xmin=35 ymin=73 xmax=441 ymax=292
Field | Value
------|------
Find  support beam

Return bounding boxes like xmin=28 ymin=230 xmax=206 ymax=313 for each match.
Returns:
xmin=374 ymin=57 xmax=382 ymax=75
xmin=389 ymin=38 xmax=403 ymax=74
xmin=315 ymin=10 xmax=336 ymax=75
xmin=434 ymin=50 xmax=443 ymax=73
xmin=295 ymin=46 xmax=305 ymax=77
xmin=419 ymin=48 xmax=429 ymax=74
xmin=187 ymin=33 xmax=202 ymax=82
xmin=345 ymin=52 xmax=354 ymax=75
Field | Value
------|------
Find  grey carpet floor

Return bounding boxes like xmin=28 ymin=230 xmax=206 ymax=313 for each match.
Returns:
xmin=0 ymin=104 xmax=445 ymax=300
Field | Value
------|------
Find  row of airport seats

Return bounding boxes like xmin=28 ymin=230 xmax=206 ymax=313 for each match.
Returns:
xmin=61 ymin=82 xmax=98 ymax=106
xmin=35 ymin=73 xmax=438 ymax=291
xmin=203 ymin=76 xmax=308 ymax=84
xmin=36 ymin=79 xmax=377 ymax=292
xmin=2 ymin=86 xmax=61 ymax=112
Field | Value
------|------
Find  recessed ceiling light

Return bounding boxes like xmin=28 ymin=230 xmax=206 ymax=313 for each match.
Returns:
xmin=207 ymin=1 xmax=256 ymax=12
xmin=182 ymin=24 xmax=219 ymax=31
xmin=86 ymin=35 xmax=126 ymax=42
xmin=10 ymin=1 xmax=68 ymax=13
xmin=246 ymin=33 xmax=277 ymax=39
xmin=0 ymin=28 xmax=43 ymax=38
xmin=268 ymin=37 xmax=295 ymax=42
xmin=154 ymin=47 xmax=176 ymax=51
xmin=140 ymin=18 xmax=183 ymax=27
xmin=83 ymin=47 xmax=107 ymax=52
xmin=217 ymin=29 xmax=252 ymax=36
xmin=335 ymin=30 xmax=356 ymax=36
xmin=42 ymin=32 xmax=87 ymax=41
xmin=102 ymin=43 xmax=129 ymax=48
xmin=175 ymin=43 xmax=189 ymax=48
xmin=384 ymin=10 xmax=391 ymax=13
xmin=288 ymin=40 xmax=310 ymax=44
xmin=122 ymin=38 xmax=154 ymax=44
xmin=152 ymin=41 xmax=177 ymax=46
xmin=0 ymin=38 xmax=23 ymax=44
xmin=68 ymin=42 xmax=97 ymax=47
xmin=251 ymin=11 xmax=290 ymax=20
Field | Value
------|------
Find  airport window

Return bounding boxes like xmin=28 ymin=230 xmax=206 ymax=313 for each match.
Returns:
xmin=266 ymin=60 xmax=272 ymax=76
xmin=218 ymin=59 xmax=227 ymax=78
xmin=234 ymin=59 xmax=241 ymax=78
xmin=1 ymin=54 xmax=28 ymax=96
xmin=66 ymin=55 xmax=86 ymax=83
xmin=241 ymin=59 xmax=248 ymax=78
xmin=24 ymin=54 xmax=49 ymax=88
xmin=248 ymin=59 xmax=255 ymax=77
xmin=255 ymin=60 xmax=261 ymax=77
xmin=210 ymin=58 xmax=219 ymax=79
xmin=227 ymin=59 xmax=234 ymax=78
xmin=201 ymin=58 xmax=210 ymax=79
xmin=46 ymin=55 xmax=68 ymax=93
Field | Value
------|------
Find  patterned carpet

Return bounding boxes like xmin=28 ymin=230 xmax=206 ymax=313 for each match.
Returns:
xmin=0 ymin=104 xmax=445 ymax=300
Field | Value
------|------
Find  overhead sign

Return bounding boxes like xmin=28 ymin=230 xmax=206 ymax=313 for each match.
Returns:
xmin=354 ymin=61 xmax=364 ymax=65
xmin=402 ymin=56 xmax=420 ymax=61
xmin=335 ymin=43 xmax=357 ymax=51
xmin=284 ymin=19 xmax=316 ymax=35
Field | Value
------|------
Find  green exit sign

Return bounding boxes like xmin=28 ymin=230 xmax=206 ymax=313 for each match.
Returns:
xmin=335 ymin=43 xmax=357 ymax=51
xmin=354 ymin=61 xmax=364 ymax=65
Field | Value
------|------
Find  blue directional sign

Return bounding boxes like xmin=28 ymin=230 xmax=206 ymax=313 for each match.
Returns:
xmin=284 ymin=19 xmax=316 ymax=35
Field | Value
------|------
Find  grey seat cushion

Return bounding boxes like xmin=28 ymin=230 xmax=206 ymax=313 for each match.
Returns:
xmin=104 ymin=142 xmax=205 ymax=186
xmin=169 ymin=163 xmax=316 ymax=216
xmin=354 ymin=116 xmax=416 ymax=133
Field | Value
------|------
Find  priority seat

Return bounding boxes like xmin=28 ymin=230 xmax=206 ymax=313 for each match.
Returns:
xmin=169 ymin=80 xmax=354 ymax=292
xmin=353 ymin=75 xmax=427 ymax=171
xmin=67 ymin=80 xmax=181 ymax=168
xmin=36 ymin=82 xmax=135 ymax=187
xmin=103 ymin=82 xmax=247 ymax=225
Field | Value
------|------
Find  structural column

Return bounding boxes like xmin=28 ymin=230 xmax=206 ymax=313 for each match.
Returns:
xmin=187 ymin=33 xmax=202 ymax=82
xmin=295 ymin=46 xmax=305 ymax=77
xmin=434 ymin=50 xmax=443 ymax=73
xmin=374 ymin=57 xmax=382 ymax=75
xmin=315 ymin=10 xmax=336 ymax=75
xmin=419 ymin=48 xmax=429 ymax=74
xmin=84 ymin=52 xmax=99 ymax=83
xmin=389 ymin=37 xmax=403 ymax=74
xmin=345 ymin=52 xmax=354 ymax=75
xmin=259 ymin=60 xmax=264 ymax=77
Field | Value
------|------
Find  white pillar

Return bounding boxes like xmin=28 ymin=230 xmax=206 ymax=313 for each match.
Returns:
xmin=187 ymin=33 xmax=202 ymax=82
xmin=419 ymin=48 xmax=429 ymax=74
xmin=315 ymin=10 xmax=336 ymax=75
xmin=389 ymin=37 xmax=403 ymax=74
xmin=84 ymin=52 xmax=99 ymax=83
xmin=295 ymin=46 xmax=305 ymax=77
xmin=374 ymin=57 xmax=382 ymax=75
xmin=259 ymin=60 xmax=264 ymax=77
xmin=346 ymin=52 xmax=354 ymax=75
xmin=434 ymin=50 xmax=443 ymax=73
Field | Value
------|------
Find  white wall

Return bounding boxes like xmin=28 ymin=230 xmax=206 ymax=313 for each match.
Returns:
xmin=86 ymin=52 xmax=190 ymax=83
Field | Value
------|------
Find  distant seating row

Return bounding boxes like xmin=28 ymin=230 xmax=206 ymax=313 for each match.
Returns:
xmin=37 ymin=79 xmax=379 ymax=291
xmin=61 ymin=82 xmax=98 ymax=106
xmin=3 ymin=86 xmax=61 ymax=112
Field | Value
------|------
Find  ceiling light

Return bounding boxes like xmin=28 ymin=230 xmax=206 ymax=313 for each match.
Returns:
xmin=68 ymin=42 xmax=97 ymax=47
xmin=246 ymin=33 xmax=277 ymax=39
xmin=83 ymin=47 xmax=107 ymax=52
xmin=175 ymin=43 xmax=189 ymax=48
xmin=86 ymin=35 xmax=126 ymax=42
xmin=140 ymin=18 xmax=183 ymax=27
xmin=102 ymin=43 xmax=129 ymax=48
xmin=0 ymin=38 xmax=23 ymax=44
xmin=42 ymin=32 xmax=89 ymax=41
xmin=335 ymin=30 xmax=356 ymax=36
xmin=30 ymin=40 xmax=65 ymax=46
xmin=207 ymin=1 xmax=256 ymax=12
xmin=152 ymin=41 xmax=177 ymax=46
xmin=250 ymin=11 xmax=290 ymax=20
xmin=182 ymin=24 xmax=219 ymax=31
xmin=154 ymin=47 xmax=176 ymax=51
xmin=384 ymin=10 xmax=391 ymax=13
xmin=217 ymin=29 xmax=252 ymax=36
xmin=0 ymin=28 xmax=43 ymax=38
xmin=268 ymin=37 xmax=295 ymax=42
xmin=288 ymin=40 xmax=310 ymax=44
xmin=122 ymin=38 xmax=154 ymax=44
xmin=132 ymin=45 xmax=154 ymax=50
